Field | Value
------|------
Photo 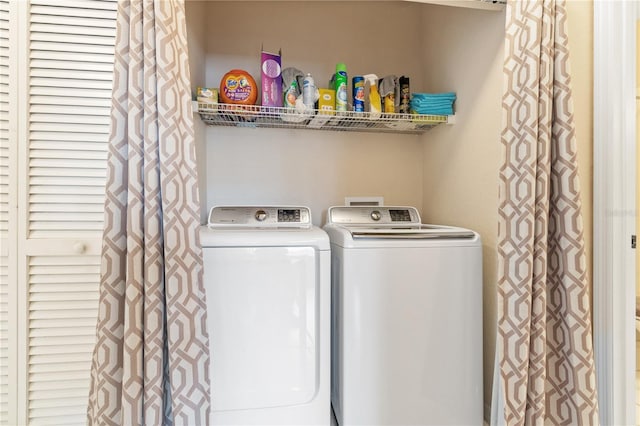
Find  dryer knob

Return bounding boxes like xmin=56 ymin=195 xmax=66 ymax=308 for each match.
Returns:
xmin=255 ymin=209 xmax=267 ymax=221
xmin=371 ymin=210 xmax=382 ymax=221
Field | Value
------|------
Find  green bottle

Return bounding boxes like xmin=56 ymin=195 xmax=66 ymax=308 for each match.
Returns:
xmin=335 ymin=63 xmax=348 ymax=112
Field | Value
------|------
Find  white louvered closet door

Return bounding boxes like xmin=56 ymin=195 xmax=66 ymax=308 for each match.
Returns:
xmin=0 ymin=1 xmax=11 ymax=424
xmin=4 ymin=1 xmax=116 ymax=424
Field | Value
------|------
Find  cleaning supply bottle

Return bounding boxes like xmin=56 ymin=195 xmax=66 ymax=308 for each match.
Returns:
xmin=363 ymin=74 xmax=381 ymax=118
xmin=302 ymin=73 xmax=316 ymax=109
xmin=378 ymin=75 xmax=397 ymax=113
xmin=334 ymin=63 xmax=348 ymax=112
xmin=284 ymin=79 xmax=298 ymax=108
xmin=383 ymin=87 xmax=395 ymax=113
xmin=352 ymin=76 xmax=365 ymax=112
xmin=398 ymin=76 xmax=411 ymax=114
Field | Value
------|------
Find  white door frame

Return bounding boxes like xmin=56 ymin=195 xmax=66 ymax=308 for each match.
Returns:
xmin=593 ymin=1 xmax=638 ymax=425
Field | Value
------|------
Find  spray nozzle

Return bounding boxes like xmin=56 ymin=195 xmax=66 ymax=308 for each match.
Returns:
xmin=363 ymin=74 xmax=379 ymax=86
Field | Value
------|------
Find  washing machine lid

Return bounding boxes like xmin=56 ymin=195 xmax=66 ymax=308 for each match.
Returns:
xmin=324 ymin=206 xmax=479 ymax=247
xmin=200 ymin=206 xmax=329 ymax=249
xmin=344 ymin=224 xmax=476 ymax=239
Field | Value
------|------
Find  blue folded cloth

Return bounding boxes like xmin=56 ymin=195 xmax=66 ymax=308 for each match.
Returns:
xmin=413 ymin=92 xmax=456 ymax=99
xmin=412 ymin=108 xmax=453 ymax=116
xmin=411 ymin=92 xmax=456 ymax=115
xmin=413 ymin=101 xmax=452 ymax=108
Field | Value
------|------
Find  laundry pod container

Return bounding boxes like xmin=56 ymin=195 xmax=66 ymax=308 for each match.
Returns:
xmin=200 ymin=206 xmax=331 ymax=425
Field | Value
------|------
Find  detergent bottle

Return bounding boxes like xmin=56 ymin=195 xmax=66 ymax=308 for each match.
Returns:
xmin=363 ymin=74 xmax=381 ymax=118
xmin=334 ymin=63 xmax=348 ymax=112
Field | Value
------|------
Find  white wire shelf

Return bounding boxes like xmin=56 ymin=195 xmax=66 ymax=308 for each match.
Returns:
xmin=194 ymin=102 xmax=451 ymax=134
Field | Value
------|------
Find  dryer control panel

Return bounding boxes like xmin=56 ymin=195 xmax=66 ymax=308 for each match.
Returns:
xmin=327 ymin=206 xmax=421 ymax=226
xmin=208 ymin=206 xmax=311 ymax=228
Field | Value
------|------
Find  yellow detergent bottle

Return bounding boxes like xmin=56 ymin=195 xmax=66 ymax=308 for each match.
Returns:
xmin=364 ymin=74 xmax=381 ymax=118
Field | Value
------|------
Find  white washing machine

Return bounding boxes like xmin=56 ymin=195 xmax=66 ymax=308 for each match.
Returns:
xmin=324 ymin=206 xmax=483 ymax=426
xmin=200 ymin=206 xmax=331 ymax=425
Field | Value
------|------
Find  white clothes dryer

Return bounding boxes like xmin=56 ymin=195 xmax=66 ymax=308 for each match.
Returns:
xmin=200 ymin=206 xmax=331 ymax=425
xmin=324 ymin=206 xmax=483 ymax=426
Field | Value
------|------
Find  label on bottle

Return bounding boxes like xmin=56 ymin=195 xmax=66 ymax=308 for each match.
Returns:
xmin=284 ymin=81 xmax=298 ymax=108
xmin=302 ymin=74 xmax=315 ymax=108
xmin=384 ymin=93 xmax=395 ymax=113
xmin=353 ymin=76 xmax=364 ymax=112
xmin=335 ymin=71 xmax=348 ymax=112
xmin=220 ymin=70 xmax=258 ymax=105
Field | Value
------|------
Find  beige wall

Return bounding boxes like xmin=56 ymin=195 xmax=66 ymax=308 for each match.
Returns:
xmin=419 ymin=0 xmax=593 ymax=413
xmin=419 ymin=4 xmax=504 ymax=415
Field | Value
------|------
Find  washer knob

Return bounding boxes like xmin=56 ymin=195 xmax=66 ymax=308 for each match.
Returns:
xmin=255 ymin=209 xmax=267 ymax=221
xmin=371 ymin=210 xmax=382 ymax=221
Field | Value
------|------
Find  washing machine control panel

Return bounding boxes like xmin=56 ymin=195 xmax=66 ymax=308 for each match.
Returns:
xmin=208 ymin=206 xmax=311 ymax=228
xmin=327 ymin=206 xmax=421 ymax=226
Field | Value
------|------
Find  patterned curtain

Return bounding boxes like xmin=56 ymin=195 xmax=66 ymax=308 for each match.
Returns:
xmin=493 ymin=0 xmax=598 ymax=424
xmin=87 ymin=1 xmax=210 ymax=425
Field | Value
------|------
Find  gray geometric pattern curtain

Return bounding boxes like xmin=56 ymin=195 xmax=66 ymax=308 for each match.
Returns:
xmin=87 ymin=1 xmax=210 ymax=424
xmin=493 ymin=0 xmax=598 ymax=424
